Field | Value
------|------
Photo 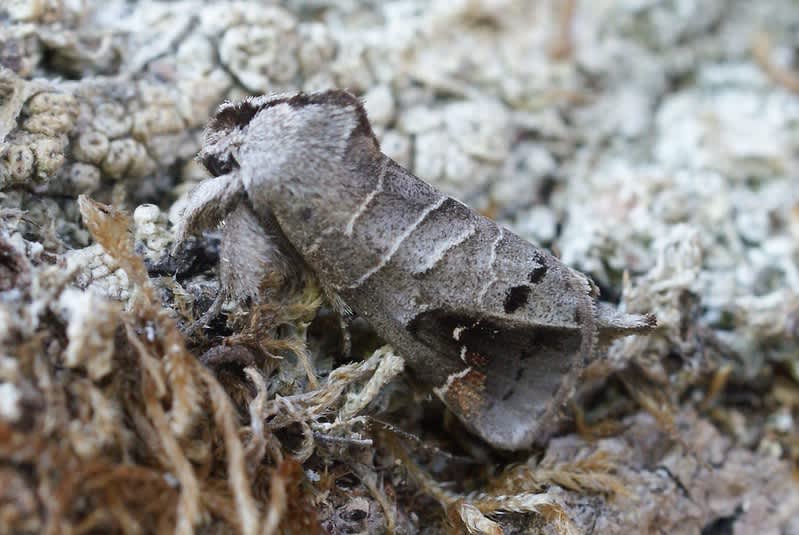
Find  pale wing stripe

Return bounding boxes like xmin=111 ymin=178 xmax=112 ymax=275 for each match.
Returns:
xmin=433 ymin=366 xmax=473 ymax=397
xmin=477 ymin=226 xmax=503 ymax=304
xmin=413 ymin=222 xmax=476 ymax=275
xmin=346 ymin=195 xmax=448 ymax=289
xmin=305 ymin=226 xmax=335 ymax=255
xmin=306 ymin=236 xmax=323 ymax=254
xmin=344 ymin=156 xmax=388 ymax=236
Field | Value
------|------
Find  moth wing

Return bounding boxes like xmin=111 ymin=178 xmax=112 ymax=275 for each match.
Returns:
xmin=407 ymin=308 xmax=585 ymax=450
xmin=373 ymin=206 xmax=596 ymax=449
xmin=400 ymin=226 xmax=655 ymax=449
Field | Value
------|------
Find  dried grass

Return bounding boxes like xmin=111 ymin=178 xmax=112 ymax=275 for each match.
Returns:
xmin=0 ymin=197 xmax=417 ymax=533
xmin=489 ymin=450 xmax=629 ymax=497
xmin=753 ymin=32 xmax=799 ymax=95
xmin=2 ymin=193 xmax=790 ymax=534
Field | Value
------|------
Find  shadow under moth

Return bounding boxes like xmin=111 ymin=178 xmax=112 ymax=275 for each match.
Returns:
xmin=175 ymin=90 xmax=656 ymax=450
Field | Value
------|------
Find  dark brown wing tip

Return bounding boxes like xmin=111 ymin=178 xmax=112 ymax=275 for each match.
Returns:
xmin=206 ymin=89 xmax=378 ymax=146
xmin=207 ymin=99 xmax=262 ymax=132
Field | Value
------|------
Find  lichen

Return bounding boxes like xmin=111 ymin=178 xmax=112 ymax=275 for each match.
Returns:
xmin=1 ymin=0 xmax=798 ymax=533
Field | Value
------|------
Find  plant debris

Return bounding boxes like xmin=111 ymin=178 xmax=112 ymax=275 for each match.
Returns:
xmin=1 ymin=1 xmax=799 ymax=533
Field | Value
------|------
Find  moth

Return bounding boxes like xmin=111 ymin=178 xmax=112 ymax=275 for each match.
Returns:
xmin=175 ymin=90 xmax=655 ymax=450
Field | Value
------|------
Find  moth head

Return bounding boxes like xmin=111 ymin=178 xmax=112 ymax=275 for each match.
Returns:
xmin=198 ymin=99 xmax=258 ymax=177
xmin=204 ymin=90 xmax=378 ymax=174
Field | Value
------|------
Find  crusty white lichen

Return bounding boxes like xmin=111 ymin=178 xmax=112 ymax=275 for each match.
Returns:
xmin=2 ymin=0 xmax=799 ymax=532
xmin=57 ymin=287 xmax=119 ymax=380
xmin=63 ymin=244 xmax=131 ymax=301
xmin=0 ymin=382 xmax=22 ymax=423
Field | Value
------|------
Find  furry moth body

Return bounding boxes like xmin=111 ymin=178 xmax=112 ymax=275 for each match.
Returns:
xmin=177 ymin=90 xmax=655 ymax=450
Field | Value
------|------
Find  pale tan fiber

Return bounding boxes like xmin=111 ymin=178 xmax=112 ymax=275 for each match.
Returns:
xmin=260 ymin=462 xmax=287 ymax=535
xmin=3 ymin=1 xmax=799 ymax=532
xmin=201 ymin=367 xmax=261 ymax=535
xmin=753 ymin=33 xmax=799 ymax=95
xmin=338 ymin=347 xmax=404 ymax=422
xmin=457 ymin=502 xmax=502 ymax=535
xmin=126 ymin=325 xmax=202 ymax=535
xmin=243 ymin=367 xmax=272 ymax=467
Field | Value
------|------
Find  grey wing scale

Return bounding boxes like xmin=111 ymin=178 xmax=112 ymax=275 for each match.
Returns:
xmin=406 ymin=309 xmax=584 ymax=449
xmin=332 ymin=155 xmax=598 ymax=448
xmin=183 ymin=90 xmax=656 ymax=450
xmin=298 ymin=157 xmax=444 ymax=291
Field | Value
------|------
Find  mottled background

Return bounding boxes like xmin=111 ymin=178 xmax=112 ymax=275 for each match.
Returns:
xmin=1 ymin=1 xmax=798 ymax=533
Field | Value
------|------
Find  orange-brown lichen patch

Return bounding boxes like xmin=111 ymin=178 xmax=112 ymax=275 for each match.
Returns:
xmin=464 ymin=350 xmax=489 ymax=368
xmin=443 ymin=368 xmax=487 ymax=419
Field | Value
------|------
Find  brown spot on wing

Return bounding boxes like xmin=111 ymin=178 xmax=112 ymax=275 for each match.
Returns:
xmin=464 ymin=350 xmax=488 ymax=368
xmin=440 ymin=369 xmax=487 ymax=420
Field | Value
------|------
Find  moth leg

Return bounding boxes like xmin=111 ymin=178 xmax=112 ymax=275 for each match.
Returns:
xmin=172 ymin=171 xmax=245 ymax=252
xmin=183 ymin=203 xmax=306 ymax=336
xmin=319 ymin=287 xmax=354 ymax=357
xmin=338 ymin=314 xmax=352 ymax=358
xmin=219 ymin=203 xmax=305 ymax=303
xmin=185 ymin=288 xmax=226 ymax=336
